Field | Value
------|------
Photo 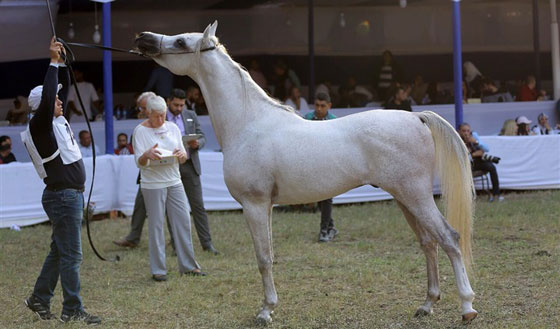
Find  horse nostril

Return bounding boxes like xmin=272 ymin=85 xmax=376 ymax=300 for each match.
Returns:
xmin=138 ymin=32 xmax=146 ymax=38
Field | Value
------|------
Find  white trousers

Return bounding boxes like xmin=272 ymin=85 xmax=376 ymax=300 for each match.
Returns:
xmin=142 ymin=183 xmax=200 ymax=275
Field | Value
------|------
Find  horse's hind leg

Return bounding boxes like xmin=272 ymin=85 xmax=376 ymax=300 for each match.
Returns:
xmin=396 ymin=201 xmax=441 ymax=316
xmin=243 ymin=201 xmax=277 ymax=324
xmin=398 ymin=195 xmax=477 ymax=322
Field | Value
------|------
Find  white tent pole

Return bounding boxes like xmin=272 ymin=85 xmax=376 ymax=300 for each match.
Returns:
xmin=551 ymin=0 xmax=560 ymax=100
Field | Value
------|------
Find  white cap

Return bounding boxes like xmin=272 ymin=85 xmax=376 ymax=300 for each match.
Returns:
xmin=28 ymin=84 xmax=63 ymax=111
xmin=516 ymin=115 xmax=532 ymax=125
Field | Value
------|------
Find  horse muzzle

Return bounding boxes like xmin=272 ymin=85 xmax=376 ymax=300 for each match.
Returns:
xmin=135 ymin=32 xmax=162 ymax=57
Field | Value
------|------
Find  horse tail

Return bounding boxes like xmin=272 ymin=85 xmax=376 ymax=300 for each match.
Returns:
xmin=416 ymin=111 xmax=475 ymax=272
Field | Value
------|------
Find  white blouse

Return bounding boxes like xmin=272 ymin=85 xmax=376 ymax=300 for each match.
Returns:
xmin=133 ymin=121 xmax=186 ymax=189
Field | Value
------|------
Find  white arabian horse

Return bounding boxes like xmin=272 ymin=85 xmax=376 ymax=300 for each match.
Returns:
xmin=135 ymin=21 xmax=477 ymax=324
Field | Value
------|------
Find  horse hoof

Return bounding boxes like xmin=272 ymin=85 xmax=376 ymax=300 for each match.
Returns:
xmin=414 ymin=307 xmax=432 ymax=317
xmin=462 ymin=311 xmax=478 ymax=324
xmin=256 ymin=310 xmax=273 ymax=325
xmin=256 ymin=314 xmax=272 ymax=325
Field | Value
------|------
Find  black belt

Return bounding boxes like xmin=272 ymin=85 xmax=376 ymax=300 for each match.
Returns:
xmin=45 ymin=185 xmax=85 ymax=193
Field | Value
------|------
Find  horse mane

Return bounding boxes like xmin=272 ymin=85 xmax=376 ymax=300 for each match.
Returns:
xmin=214 ymin=41 xmax=296 ymax=114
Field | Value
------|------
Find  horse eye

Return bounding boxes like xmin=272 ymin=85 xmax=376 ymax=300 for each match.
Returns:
xmin=175 ymin=38 xmax=186 ymax=48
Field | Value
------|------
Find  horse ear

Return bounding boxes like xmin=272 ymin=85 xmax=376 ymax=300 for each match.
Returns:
xmin=209 ymin=20 xmax=218 ymax=37
xmin=202 ymin=23 xmax=212 ymax=39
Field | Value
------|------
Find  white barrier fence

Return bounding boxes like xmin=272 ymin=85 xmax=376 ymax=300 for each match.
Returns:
xmin=1 ymin=135 xmax=559 ymax=229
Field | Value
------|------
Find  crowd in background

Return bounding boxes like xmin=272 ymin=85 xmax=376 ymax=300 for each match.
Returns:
xmin=2 ymin=51 xmax=559 ymax=161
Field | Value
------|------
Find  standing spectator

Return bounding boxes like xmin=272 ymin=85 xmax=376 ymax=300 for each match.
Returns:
xmin=6 ymin=98 xmax=28 ymax=125
xmin=78 ymin=130 xmax=100 ymax=157
xmin=284 ymin=86 xmax=309 ymax=114
xmin=373 ymin=50 xmax=402 ymax=103
xmin=114 ymin=133 xmax=134 ymax=155
xmin=516 ymin=116 xmax=535 ymax=136
xmin=385 ymin=86 xmax=412 ymax=111
xmin=0 ymin=136 xmax=16 ymax=164
xmin=463 ymin=61 xmax=483 ymax=97
xmin=458 ymin=123 xmax=504 ymax=202
xmin=304 ymin=93 xmax=339 ymax=242
xmin=113 ymin=92 xmax=156 ymax=248
xmin=133 ymin=95 xmax=205 ymax=281
xmin=22 ymin=37 xmax=101 ymax=325
xmin=532 ymin=113 xmax=558 ymax=135
xmin=499 ymin=119 xmax=518 ymax=136
xmin=248 ymin=59 xmax=268 ymax=90
xmin=480 ymin=78 xmax=514 ymax=103
xmin=166 ymin=88 xmax=219 ymax=254
xmin=144 ymin=64 xmax=173 ymax=99
xmin=516 ymin=75 xmax=547 ymax=101
xmin=270 ymin=60 xmax=301 ymax=101
xmin=66 ymin=70 xmax=100 ymax=123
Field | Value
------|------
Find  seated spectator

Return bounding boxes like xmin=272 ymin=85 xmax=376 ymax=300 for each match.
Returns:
xmin=516 ymin=75 xmax=547 ymax=101
xmin=67 ymin=69 xmax=100 ymax=123
xmin=194 ymin=91 xmax=208 ymax=116
xmin=284 ymin=86 xmax=309 ymax=113
xmin=480 ymin=78 xmax=513 ymax=103
xmin=270 ymin=60 xmax=301 ymax=101
xmin=78 ymin=130 xmax=101 ymax=157
xmin=346 ymin=77 xmax=373 ymax=107
xmin=248 ymin=59 xmax=268 ymax=90
xmin=515 ymin=116 xmax=535 ymax=136
xmin=426 ymin=81 xmax=452 ymax=105
xmin=531 ymin=112 xmax=558 ymax=135
xmin=463 ymin=61 xmax=484 ymax=97
xmin=402 ymin=83 xmax=416 ymax=105
xmin=0 ymin=136 xmax=16 ymax=164
xmin=411 ymin=75 xmax=428 ymax=105
xmin=114 ymin=133 xmax=134 ymax=155
xmin=6 ymin=97 xmax=28 ymax=125
xmin=385 ymin=86 xmax=412 ymax=111
xmin=461 ymin=80 xmax=470 ymax=104
xmin=458 ymin=123 xmax=503 ymax=202
xmin=499 ymin=119 xmax=518 ymax=136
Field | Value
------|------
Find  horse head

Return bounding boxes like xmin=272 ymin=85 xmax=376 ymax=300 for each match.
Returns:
xmin=135 ymin=21 xmax=219 ymax=76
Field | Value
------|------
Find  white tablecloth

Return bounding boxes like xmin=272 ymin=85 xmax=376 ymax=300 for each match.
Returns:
xmin=1 ymin=135 xmax=559 ymax=228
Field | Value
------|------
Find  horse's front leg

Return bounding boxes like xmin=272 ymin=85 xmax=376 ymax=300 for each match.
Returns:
xmin=243 ymin=201 xmax=277 ymax=324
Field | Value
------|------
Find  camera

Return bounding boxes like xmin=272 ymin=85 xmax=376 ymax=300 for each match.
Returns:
xmin=481 ymin=153 xmax=500 ymax=164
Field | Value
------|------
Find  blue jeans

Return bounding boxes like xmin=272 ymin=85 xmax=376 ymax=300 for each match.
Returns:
xmin=32 ymin=188 xmax=84 ymax=315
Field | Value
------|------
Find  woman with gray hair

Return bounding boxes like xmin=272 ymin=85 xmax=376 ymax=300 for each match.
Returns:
xmin=132 ymin=95 xmax=205 ymax=281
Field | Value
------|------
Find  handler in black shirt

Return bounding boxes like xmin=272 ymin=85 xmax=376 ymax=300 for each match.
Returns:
xmin=23 ymin=37 xmax=101 ymax=325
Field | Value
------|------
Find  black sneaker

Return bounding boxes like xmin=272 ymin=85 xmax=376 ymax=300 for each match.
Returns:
xmin=318 ymin=230 xmax=331 ymax=242
xmin=328 ymin=227 xmax=339 ymax=239
xmin=60 ymin=310 xmax=102 ymax=325
xmin=24 ymin=296 xmax=54 ymax=320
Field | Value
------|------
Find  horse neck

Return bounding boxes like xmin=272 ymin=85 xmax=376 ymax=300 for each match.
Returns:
xmin=192 ymin=50 xmax=274 ymax=150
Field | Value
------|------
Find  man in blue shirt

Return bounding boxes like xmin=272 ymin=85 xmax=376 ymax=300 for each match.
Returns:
xmin=304 ymin=93 xmax=338 ymax=242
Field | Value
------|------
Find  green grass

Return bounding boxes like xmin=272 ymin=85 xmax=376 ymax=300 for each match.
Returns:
xmin=1 ymin=190 xmax=559 ymax=328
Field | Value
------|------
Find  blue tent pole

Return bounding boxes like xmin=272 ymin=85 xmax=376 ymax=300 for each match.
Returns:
xmin=452 ymin=0 xmax=463 ymax=128
xmin=102 ymin=2 xmax=114 ymax=154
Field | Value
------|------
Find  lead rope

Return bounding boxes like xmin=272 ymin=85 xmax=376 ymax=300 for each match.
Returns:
xmin=45 ymin=0 xmax=119 ymax=262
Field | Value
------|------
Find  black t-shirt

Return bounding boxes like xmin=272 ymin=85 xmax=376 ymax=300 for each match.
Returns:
xmin=29 ymin=65 xmax=85 ymax=190
xmin=0 ymin=153 xmax=16 ymax=164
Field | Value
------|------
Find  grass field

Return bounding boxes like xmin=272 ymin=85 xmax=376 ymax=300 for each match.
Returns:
xmin=1 ymin=190 xmax=559 ymax=328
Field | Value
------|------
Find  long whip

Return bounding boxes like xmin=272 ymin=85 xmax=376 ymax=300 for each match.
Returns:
xmin=45 ymin=0 xmax=119 ymax=262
